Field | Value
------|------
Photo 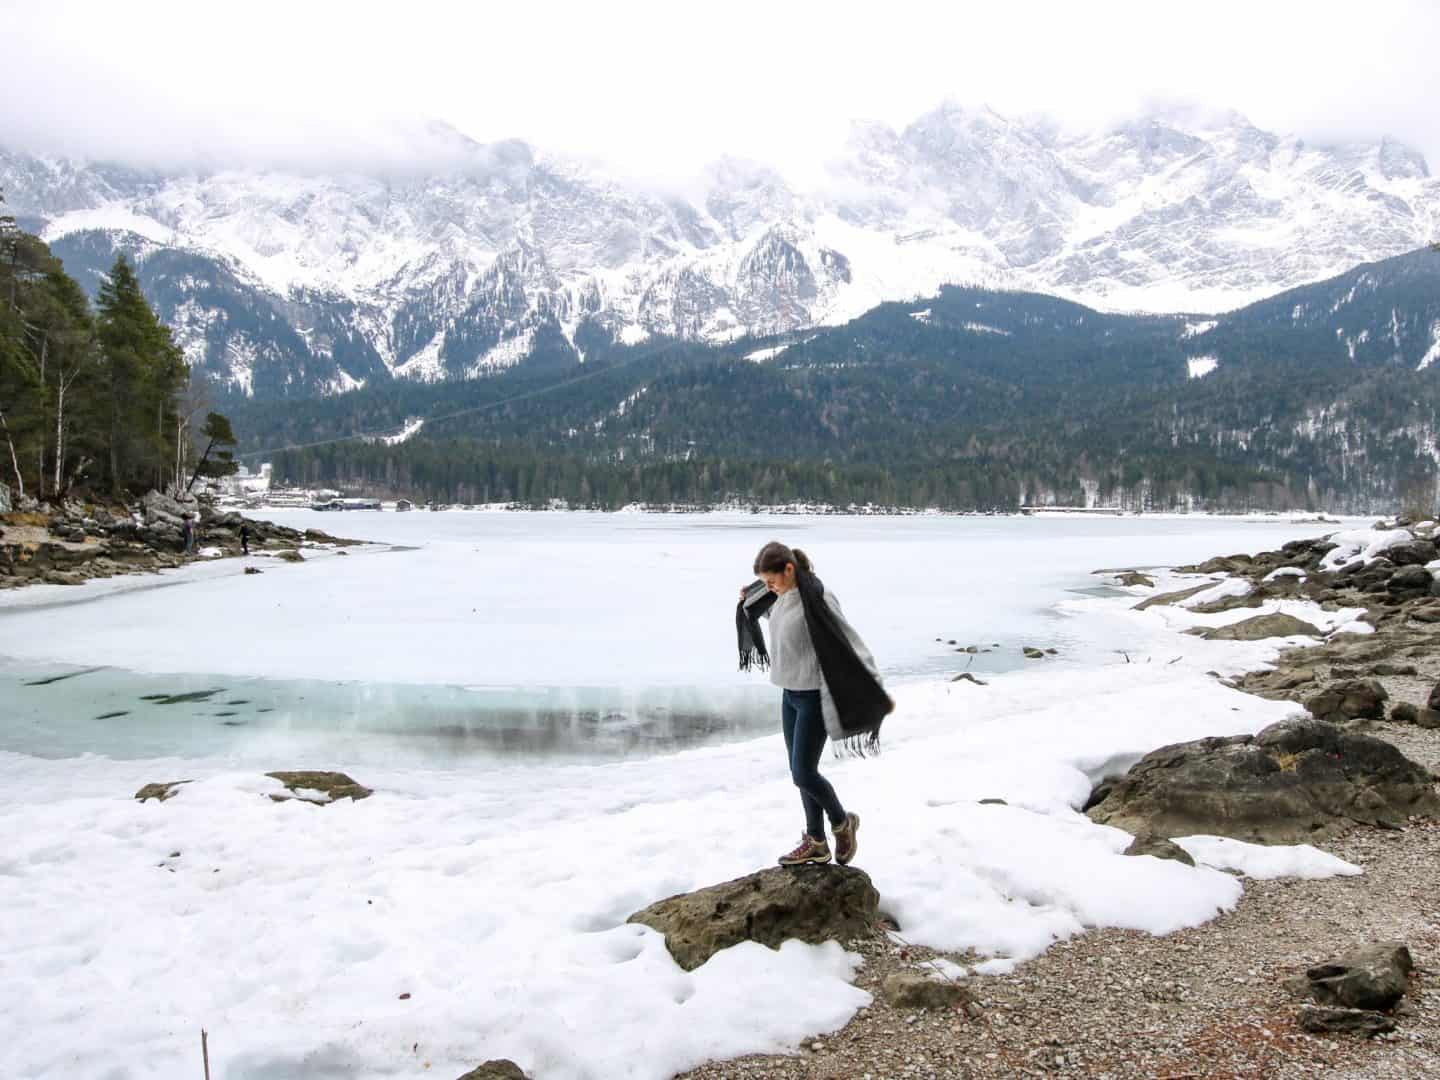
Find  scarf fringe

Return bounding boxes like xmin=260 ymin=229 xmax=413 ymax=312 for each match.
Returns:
xmin=833 ymin=727 xmax=882 ymax=759
xmin=738 ymin=649 xmax=770 ymax=673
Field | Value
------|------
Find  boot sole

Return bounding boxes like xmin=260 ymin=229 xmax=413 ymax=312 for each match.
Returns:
xmin=778 ymin=851 xmax=832 ymax=866
xmin=836 ymin=812 xmax=861 ymax=865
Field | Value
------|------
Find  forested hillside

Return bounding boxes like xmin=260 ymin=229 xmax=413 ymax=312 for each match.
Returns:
xmin=259 ymin=247 xmax=1440 ymax=513
xmin=0 ymin=196 xmax=213 ymax=503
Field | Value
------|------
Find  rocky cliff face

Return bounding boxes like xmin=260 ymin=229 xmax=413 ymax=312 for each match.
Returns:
xmin=4 ymin=104 xmax=1436 ymax=400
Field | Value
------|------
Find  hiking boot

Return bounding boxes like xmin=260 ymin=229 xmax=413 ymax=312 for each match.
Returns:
xmin=778 ymin=834 xmax=831 ymax=866
xmin=833 ymin=812 xmax=860 ymax=865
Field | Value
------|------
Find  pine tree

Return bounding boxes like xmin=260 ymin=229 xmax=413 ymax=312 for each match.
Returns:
xmin=95 ymin=256 xmax=187 ymax=493
xmin=186 ymin=410 xmax=239 ymax=493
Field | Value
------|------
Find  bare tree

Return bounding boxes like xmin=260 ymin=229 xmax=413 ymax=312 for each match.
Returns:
xmin=174 ymin=364 xmax=210 ymax=494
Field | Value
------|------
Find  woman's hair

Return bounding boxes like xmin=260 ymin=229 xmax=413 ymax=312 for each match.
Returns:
xmin=753 ymin=540 xmax=813 ymax=575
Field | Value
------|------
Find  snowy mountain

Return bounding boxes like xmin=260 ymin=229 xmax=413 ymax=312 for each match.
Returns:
xmin=3 ymin=104 xmax=1437 ymax=400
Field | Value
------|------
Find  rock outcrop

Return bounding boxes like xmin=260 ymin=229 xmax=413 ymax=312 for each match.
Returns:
xmin=134 ymin=780 xmax=192 ymax=803
xmin=1121 ymin=832 xmax=1195 ymax=866
xmin=1303 ymin=679 xmax=1389 ymax=724
xmin=1 ymin=492 xmax=358 ymax=589
xmin=1191 ymin=613 xmax=1324 ymax=641
xmin=1085 ymin=718 xmax=1440 ymax=842
xmin=627 ymin=864 xmax=880 ymax=971
xmin=455 ymin=1061 xmax=529 ymax=1080
xmin=265 ymin=771 xmax=373 ymax=804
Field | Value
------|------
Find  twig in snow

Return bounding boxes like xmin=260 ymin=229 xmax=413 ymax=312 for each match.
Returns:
xmin=202 ymin=1030 xmax=210 ymax=1080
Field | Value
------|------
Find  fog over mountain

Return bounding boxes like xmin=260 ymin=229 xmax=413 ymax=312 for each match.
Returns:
xmin=3 ymin=103 xmax=1437 ymax=400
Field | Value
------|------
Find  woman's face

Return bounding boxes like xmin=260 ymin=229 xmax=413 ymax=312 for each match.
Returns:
xmin=759 ymin=563 xmax=796 ymax=594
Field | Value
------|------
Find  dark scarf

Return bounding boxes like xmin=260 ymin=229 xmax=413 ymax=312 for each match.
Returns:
xmin=736 ymin=568 xmax=893 ymax=754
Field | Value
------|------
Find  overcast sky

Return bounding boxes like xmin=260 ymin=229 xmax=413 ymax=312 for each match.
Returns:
xmin=4 ymin=0 xmax=1438 ymax=182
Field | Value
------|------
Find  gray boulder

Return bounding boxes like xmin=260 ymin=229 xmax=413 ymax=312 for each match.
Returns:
xmin=1085 ymin=718 xmax=1440 ymax=843
xmin=627 ymin=865 xmax=879 ymax=971
xmin=1384 ymin=540 xmax=1437 ymax=566
xmin=1297 ymin=1006 xmax=1397 ymax=1036
xmin=1304 ymin=680 xmax=1389 ymax=724
xmin=455 ymin=1062 xmax=528 ymax=1080
xmin=1194 ymin=613 xmax=1324 ymax=641
xmin=1122 ymin=833 xmax=1195 ymax=866
xmin=1388 ymin=565 xmax=1433 ymax=597
xmin=1306 ymin=943 xmax=1414 ymax=1011
xmin=881 ymin=971 xmax=975 ymax=1010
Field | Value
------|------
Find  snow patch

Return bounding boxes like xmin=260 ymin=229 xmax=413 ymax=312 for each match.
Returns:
xmin=745 ymin=344 xmax=791 ymax=363
xmin=395 ymin=331 xmax=448 ymax=383
xmin=382 ymin=418 xmax=425 ymax=445
xmin=1186 ymin=355 xmax=1219 ymax=379
xmin=1320 ymin=528 xmax=1416 ymax=571
xmin=469 ymin=330 xmax=536 ymax=376
xmin=1416 ymin=321 xmax=1440 ymax=372
xmin=1174 ymin=836 xmax=1361 ymax=880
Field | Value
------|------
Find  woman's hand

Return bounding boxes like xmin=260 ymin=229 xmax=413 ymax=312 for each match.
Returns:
xmin=739 ymin=584 xmax=749 ymax=602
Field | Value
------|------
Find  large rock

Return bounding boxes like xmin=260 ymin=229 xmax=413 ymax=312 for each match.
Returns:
xmin=1388 ymin=564 xmax=1433 ymax=597
xmin=1085 ymin=718 xmax=1440 ymax=842
xmin=1194 ymin=613 xmax=1324 ymax=641
xmin=265 ymin=771 xmax=372 ymax=804
xmin=1231 ymin=666 xmax=1317 ymax=699
xmin=1133 ymin=582 xmax=1216 ymax=611
xmin=1304 ymin=679 xmax=1389 ymax=724
xmin=1384 ymin=540 xmax=1438 ymax=566
xmin=141 ymin=490 xmax=196 ymax=528
xmin=627 ymin=864 xmax=880 ymax=971
xmin=455 ymin=1062 xmax=528 ymax=1080
xmin=1175 ymin=555 xmax=1252 ymax=575
xmin=1305 ymin=943 xmax=1414 ymax=1011
xmin=1297 ymin=1006 xmax=1397 ymax=1036
xmin=1189 ymin=588 xmax=1264 ymax=615
xmin=1122 ymin=832 xmax=1195 ymax=866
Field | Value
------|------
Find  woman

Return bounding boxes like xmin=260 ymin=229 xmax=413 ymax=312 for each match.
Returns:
xmin=737 ymin=541 xmax=892 ymax=867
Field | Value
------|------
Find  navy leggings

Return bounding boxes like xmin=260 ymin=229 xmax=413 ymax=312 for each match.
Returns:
xmin=781 ymin=688 xmax=846 ymax=840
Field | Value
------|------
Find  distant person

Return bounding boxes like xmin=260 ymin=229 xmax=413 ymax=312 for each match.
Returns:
xmin=737 ymin=541 xmax=893 ymax=867
xmin=182 ymin=516 xmax=195 ymax=555
xmin=240 ymin=522 xmax=250 ymax=555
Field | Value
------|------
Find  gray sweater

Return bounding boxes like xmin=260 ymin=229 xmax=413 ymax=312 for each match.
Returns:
xmin=765 ymin=586 xmax=880 ymax=691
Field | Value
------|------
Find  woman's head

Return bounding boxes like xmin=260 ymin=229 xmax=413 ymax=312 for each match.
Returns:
xmin=753 ymin=541 xmax=812 ymax=594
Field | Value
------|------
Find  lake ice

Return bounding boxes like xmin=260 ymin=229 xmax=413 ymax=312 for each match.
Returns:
xmin=0 ymin=511 xmax=1370 ymax=1079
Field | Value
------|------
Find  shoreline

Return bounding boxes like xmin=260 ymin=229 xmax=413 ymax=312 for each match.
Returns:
xmin=677 ymin=517 xmax=1440 ymax=1079
xmin=0 ymin=493 xmax=363 ymax=593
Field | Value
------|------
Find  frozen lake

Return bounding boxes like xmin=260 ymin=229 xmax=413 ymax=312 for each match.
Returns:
xmin=0 ymin=510 xmax=1371 ymax=1080
xmin=0 ymin=510 xmax=1348 ymax=764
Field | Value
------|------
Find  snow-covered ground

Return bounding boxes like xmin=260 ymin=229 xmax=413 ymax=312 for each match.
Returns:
xmin=0 ymin=512 xmax=1375 ymax=1079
